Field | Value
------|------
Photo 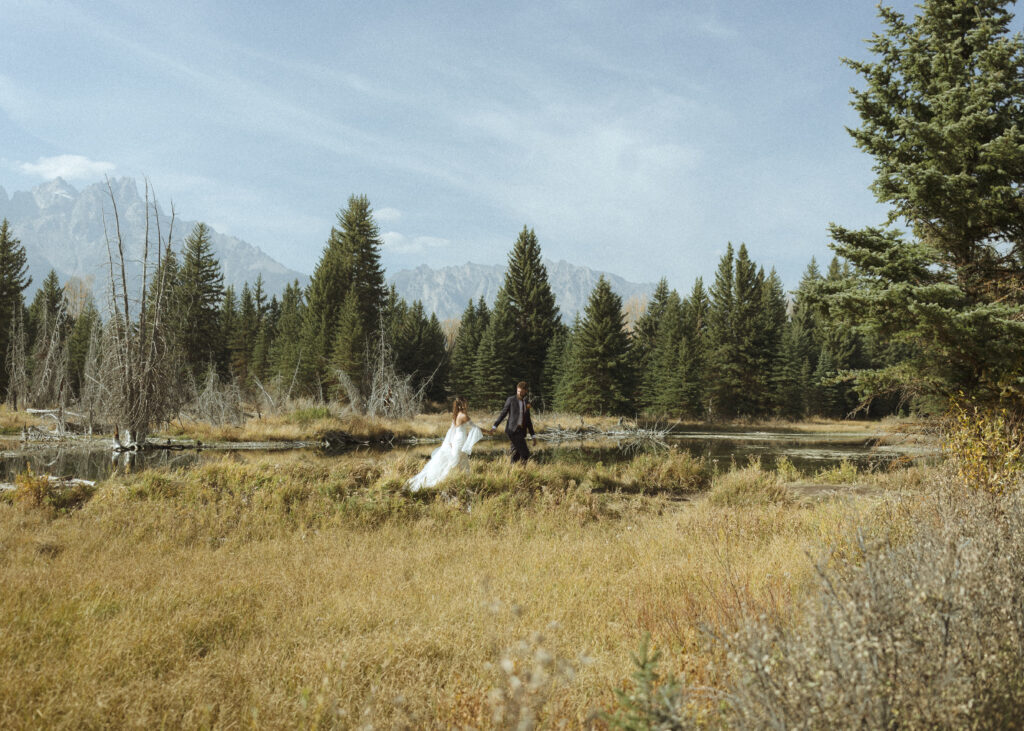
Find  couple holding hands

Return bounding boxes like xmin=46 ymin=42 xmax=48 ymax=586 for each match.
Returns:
xmin=406 ymin=382 xmax=535 ymax=492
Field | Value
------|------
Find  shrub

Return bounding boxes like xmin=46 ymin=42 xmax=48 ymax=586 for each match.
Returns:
xmin=708 ymin=459 xmax=789 ymax=507
xmin=943 ymin=401 xmax=1024 ymax=494
xmin=11 ymin=467 xmax=96 ymax=515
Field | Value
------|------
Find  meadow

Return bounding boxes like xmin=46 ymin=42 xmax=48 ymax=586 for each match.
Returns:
xmin=0 ymin=418 xmax=941 ymax=729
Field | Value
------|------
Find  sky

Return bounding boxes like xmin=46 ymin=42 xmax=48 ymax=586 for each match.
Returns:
xmin=0 ymin=0 xmax=983 ymax=292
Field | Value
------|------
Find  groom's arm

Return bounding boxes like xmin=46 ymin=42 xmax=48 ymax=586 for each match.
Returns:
xmin=493 ymin=397 xmax=512 ymax=429
xmin=524 ymin=407 xmax=535 ymax=437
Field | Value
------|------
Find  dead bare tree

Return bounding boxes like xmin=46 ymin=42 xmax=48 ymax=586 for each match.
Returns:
xmin=94 ymin=177 xmax=187 ymax=446
xmin=4 ymin=305 xmax=28 ymax=410
xmin=183 ymin=369 xmax=245 ymax=426
xmin=363 ymin=327 xmax=432 ymax=419
xmin=28 ymin=300 xmax=70 ymax=410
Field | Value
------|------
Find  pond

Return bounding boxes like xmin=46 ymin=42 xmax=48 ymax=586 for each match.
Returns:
xmin=0 ymin=428 xmax=938 ymax=484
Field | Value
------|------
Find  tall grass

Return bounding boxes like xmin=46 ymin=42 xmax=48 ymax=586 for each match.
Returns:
xmin=602 ymin=405 xmax=1024 ymax=729
xmin=0 ymin=447 xmax=870 ymax=727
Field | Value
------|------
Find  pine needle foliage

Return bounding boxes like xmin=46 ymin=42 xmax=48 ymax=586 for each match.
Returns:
xmin=828 ymin=0 xmax=1024 ymax=412
xmin=557 ymin=276 xmax=635 ymax=415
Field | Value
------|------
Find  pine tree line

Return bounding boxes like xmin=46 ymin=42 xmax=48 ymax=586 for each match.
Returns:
xmin=0 ymin=205 xmax=904 ymax=422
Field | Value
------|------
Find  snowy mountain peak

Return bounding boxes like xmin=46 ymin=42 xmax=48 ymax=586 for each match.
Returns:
xmin=0 ymin=177 xmax=308 ymax=298
xmin=32 ymin=177 xmax=78 ymax=209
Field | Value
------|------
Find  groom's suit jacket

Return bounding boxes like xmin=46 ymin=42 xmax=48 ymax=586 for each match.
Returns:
xmin=494 ymin=395 xmax=535 ymax=436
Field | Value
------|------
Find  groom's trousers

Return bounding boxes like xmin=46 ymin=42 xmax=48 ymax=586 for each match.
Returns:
xmin=509 ymin=427 xmax=530 ymax=463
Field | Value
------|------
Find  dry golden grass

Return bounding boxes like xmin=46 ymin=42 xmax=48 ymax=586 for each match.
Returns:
xmin=0 ymin=405 xmax=46 ymax=435
xmin=0 ymin=450 xmax=900 ymax=728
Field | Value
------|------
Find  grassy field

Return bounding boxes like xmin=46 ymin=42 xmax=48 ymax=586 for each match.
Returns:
xmin=0 ymin=443 xmax=928 ymax=728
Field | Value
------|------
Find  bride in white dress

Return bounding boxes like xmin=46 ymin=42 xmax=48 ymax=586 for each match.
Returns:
xmin=407 ymin=398 xmax=486 ymax=492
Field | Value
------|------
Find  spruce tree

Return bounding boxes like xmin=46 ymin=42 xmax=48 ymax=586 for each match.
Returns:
xmin=678 ymin=278 xmax=710 ymax=418
xmin=772 ymin=321 xmax=809 ymax=420
xmin=647 ymin=290 xmax=685 ymax=414
xmin=756 ymin=268 xmax=788 ymax=413
xmin=541 ymin=321 xmax=570 ymax=409
xmin=633 ymin=278 xmax=674 ymax=410
xmin=473 ymin=291 xmax=517 ymax=411
xmin=392 ymin=300 xmax=448 ymax=401
xmin=557 ymin=276 xmax=634 ymax=415
xmin=67 ymin=296 xmax=100 ymax=399
xmin=708 ymin=244 xmax=766 ymax=418
xmin=219 ymin=285 xmax=238 ymax=379
xmin=829 ymin=0 xmax=1024 ymax=410
xmin=28 ymin=270 xmax=64 ymax=348
xmin=0 ymin=219 xmax=30 ymax=397
xmin=178 ymin=222 xmax=224 ymax=378
xmin=496 ymin=227 xmax=560 ymax=404
xmin=330 ymin=288 xmax=367 ymax=398
xmin=230 ymin=283 xmax=258 ymax=387
xmin=449 ymin=298 xmax=489 ymax=399
xmin=300 ymin=195 xmax=387 ymax=397
xmin=269 ymin=281 xmax=307 ymax=396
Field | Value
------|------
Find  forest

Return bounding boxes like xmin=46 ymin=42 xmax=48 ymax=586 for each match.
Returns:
xmin=0 ymin=201 xmax=954 ymax=439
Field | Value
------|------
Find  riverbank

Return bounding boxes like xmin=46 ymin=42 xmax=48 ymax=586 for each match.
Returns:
xmin=0 ymin=449 xmax=928 ymax=727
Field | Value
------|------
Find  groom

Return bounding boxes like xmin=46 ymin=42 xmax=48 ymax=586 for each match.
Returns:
xmin=492 ymin=381 xmax=535 ymax=463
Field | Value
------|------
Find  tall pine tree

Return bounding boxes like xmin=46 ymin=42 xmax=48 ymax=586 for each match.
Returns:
xmin=828 ymin=0 xmax=1024 ymax=411
xmin=300 ymin=195 xmax=387 ymax=397
xmin=496 ymin=227 xmax=560 ymax=406
xmin=556 ymin=276 xmax=634 ymax=415
xmin=178 ymin=222 xmax=224 ymax=378
xmin=0 ymin=219 xmax=30 ymax=398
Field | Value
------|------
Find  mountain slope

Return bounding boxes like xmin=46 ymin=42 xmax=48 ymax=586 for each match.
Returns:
xmin=388 ymin=259 xmax=655 ymax=321
xmin=0 ymin=177 xmax=308 ymax=298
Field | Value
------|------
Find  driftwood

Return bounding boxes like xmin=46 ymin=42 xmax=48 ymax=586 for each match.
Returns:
xmin=0 ymin=475 xmax=96 ymax=492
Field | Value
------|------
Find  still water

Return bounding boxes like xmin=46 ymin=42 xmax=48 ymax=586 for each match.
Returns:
xmin=0 ymin=429 xmax=937 ymax=483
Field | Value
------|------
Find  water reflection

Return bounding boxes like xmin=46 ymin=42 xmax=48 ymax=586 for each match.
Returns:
xmin=0 ymin=429 xmax=937 ymax=482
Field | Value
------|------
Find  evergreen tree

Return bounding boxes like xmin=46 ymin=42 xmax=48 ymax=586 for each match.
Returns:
xmin=772 ymin=321 xmax=809 ymax=420
xmin=219 ymin=285 xmax=237 ymax=380
xmin=634 ymin=278 xmax=674 ymax=410
xmin=756 ymin=268 xmax=788 ymax=413
xmin=27 ymin=270 xmax=64 ymax=348
xmin=678 ymin=278 xmax=710 ymax=417
xmin=556 ymin=276 xmax=634 ymax=415
xmin=646 ymin=290 xmax=685 ymax=414
xmin=449 ymin=298 xmax=489 ymax=399
xmin=330 ymin=288 xmax=367 ymax=398
xmin=473 ymin=291 xmax=517 ymax=411
xmin=230 ymin=283 xmax=258 ymax=387
xmin=707 ymin=244 xmax=764 ymax=418
xmin=541 ymin=321 xmax=570 ymax=409
xmin=67 ymin=296 xmax=100 ymax=399
xmin=269 ymin=281 xmax=307 ymax=396
xmin=392 ymin=300 xmax=448 ymax=401
xmin=178 ymin=222 xmax=224 ymax=378
xmin=0 ymin=219 xmax=30 ymax=397
xmin=300 ymin=195 xmax=387 ymax=396
xmin=496 ymin=227 xmax=560 ymax=405
xmin=829 ymin=0 xmax=1024 ymax=411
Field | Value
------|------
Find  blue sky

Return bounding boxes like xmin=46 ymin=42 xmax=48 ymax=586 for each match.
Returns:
xmin=0 ymin=0 xmax=974 ymax=291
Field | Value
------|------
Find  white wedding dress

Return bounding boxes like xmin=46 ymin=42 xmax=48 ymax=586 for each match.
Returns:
xmin=407 ymin=420 xmax=484 ymax=492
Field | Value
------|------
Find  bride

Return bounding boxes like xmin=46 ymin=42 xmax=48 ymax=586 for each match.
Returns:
xmin=407 ymin=398 xmax=486 ymax=492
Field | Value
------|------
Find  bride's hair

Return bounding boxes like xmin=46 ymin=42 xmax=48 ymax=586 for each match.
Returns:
xmin=451 ymin=397 xmax=467 ymax=422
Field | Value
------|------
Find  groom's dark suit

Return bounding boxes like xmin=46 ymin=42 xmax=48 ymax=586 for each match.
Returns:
xmin=493 ymin=393 xmax=535 ymax=463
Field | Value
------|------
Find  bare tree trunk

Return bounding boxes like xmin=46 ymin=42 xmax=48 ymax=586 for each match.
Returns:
xmin=97 ymin=177 xmax=187 ymax=447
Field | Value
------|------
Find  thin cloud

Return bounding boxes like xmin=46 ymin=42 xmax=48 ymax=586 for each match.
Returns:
xmin=382 ymin=232 xmax=450 ymax=255
xmin=375 ymin=207 xmax=403 ymax=224
xmin=19 ymin=154 xmax=116 ymax=181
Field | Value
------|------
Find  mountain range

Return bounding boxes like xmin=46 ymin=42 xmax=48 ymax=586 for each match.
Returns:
xmin=0 ymin=177 xmax=655 ymax=319
xmin=0 ymin=177 xmax=307 ymax=298
xmin=390 ymin=261 xmax=655 ymax=321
